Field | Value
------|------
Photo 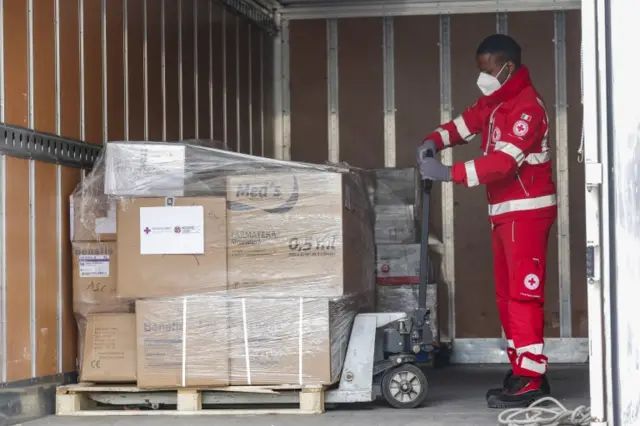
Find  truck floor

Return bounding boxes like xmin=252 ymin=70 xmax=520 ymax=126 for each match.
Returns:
xmin=26 ymin=364 xmax=589 ymax=426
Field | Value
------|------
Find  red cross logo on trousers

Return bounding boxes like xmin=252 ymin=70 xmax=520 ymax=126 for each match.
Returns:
xmin=524 ymin=273 xmax=540 ymax=290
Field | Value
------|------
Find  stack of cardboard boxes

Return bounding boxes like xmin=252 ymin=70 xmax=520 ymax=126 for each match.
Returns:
xmin=372 ymin=168 xmax=441 ymax=343
xmin=71 ymin=141 xmax=375 ymax=388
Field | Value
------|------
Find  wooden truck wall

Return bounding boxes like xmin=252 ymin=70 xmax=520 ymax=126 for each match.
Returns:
xmin=281 ymin=11 xmax=586 ymax=360
xmin=0 ymin=0 xmax=274 ymax=416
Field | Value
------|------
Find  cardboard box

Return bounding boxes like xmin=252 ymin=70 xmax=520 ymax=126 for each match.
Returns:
xmin=373 ymin=167 xmax=418 ymax=206
xmin=105 ymin=142 xmax=188 ymax=196
xmin=228 ymin=297 xmax=355 ymax=386
xmin=104 ymin=142 xmax=228 ymax=197
xmin=375 ymin=244 xmax=420 ymax=285
xmin=117 ymin=196 xmax=227 ymax=298
xmin=226 ymin=171 xmax=375 ymax=298
xmin=376 ymin=284 xmax=439 ymax=343
xmin=80 ymin=313 xmax=137 ymax=382
xmin=136 ymin=295 xmax=357 ymax=387
xmin=72 ymin=241 xmax=133 ymax=318
xmin=136 ymin=298 xmax=229 ymax=388
xmin=374 ymin=205 xmax=416 ymax=244
xmin=70 ymin=193 xmax=116 ymax=242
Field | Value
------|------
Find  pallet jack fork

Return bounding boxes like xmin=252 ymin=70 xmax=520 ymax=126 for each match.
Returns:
xmin=324 ymin=154 xmax=436 ymax=409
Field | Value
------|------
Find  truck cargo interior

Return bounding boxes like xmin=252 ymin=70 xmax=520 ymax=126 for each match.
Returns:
xmin=0 ymin=0 xmax=633 ymax=425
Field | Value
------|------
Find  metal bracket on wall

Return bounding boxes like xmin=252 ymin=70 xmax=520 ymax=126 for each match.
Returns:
xmin=0 ymin=123 xmax=102 ymax=169
xmin=217 ymin=0 xmax=279 ymax=35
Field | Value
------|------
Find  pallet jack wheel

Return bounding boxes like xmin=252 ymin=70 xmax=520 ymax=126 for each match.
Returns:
xmin=381 ymin=364 xmax=428 ymax=408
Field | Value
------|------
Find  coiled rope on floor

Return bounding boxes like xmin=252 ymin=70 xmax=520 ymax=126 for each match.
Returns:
xmin=497 ymin=397 xmax=591 ymax=426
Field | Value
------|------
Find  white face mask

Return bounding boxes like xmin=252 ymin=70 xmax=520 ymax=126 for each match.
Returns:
xmin=477 ymin=63 xmax=508 ymax=96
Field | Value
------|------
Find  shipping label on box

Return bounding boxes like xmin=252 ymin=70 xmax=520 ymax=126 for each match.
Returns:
xmin=139 ymin=205 xmax=205 ymax=255
xmin=374 ymin=205 xmax=416 ymax=244
xmin=72 ymin=241 xmax=132 ymax=318
xmin=376 ymin=244 xmax=420 ymax=285
xmin=104 ymin=142 xmax=186 ymax=196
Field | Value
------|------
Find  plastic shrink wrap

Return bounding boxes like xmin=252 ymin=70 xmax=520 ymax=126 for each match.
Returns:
xmin=71 ymin=140 xmax=376 ymax=387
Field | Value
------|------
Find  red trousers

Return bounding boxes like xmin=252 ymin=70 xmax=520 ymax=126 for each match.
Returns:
xmin=492 ymin=217 xmax=555 ymax=377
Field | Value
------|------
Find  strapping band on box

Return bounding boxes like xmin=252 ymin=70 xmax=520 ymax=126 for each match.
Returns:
xmin=182 ymin=297 xmax=188 ymax=387
xmin=298 ymin=297 xmax=303 ymax=385
xmin=241 ymin=298 xmax=251 ymax=385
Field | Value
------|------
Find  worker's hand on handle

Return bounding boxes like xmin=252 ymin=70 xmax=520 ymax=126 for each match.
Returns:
xmin=419 ymin=156 xmax=452 ymax=182
xmin=416 ymin=139 xmax=437 ymax=165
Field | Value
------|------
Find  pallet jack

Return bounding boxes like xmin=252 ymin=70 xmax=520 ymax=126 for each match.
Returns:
xmin=87 ymin=162 xmax=439 ymax=411
xmin=319 ymin=152 xmax=437 ymax=409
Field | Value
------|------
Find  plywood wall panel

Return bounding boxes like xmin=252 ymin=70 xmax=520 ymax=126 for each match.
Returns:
xmin=449 ymin=13 xmax=499 ymax=338
xmin=164 ymin=0 xmax=181 ymax=140
xmin=262 ymin=32 xmax=274 ymax=159
xmin=3 ymin=0 xmax=31 ymax=382
xmin=250 ymin=27 xmax=262 ymax=156
xmin=33 ymin=0 xmax=59 ymax=377
xmin=83 ymin=0 xmax=104 ymax=144
xmin=508 ymin=12 xmax=559 ymax=338
xmin=225 ymin=12 xmax=238 ymax=151
xmin=61 ymin=167 xmax=81 ymax=373
xmin=337 ymin=18 xmax=384 ymax=169
xmin=289 ymin=19 xmax=327 ymax=163
xmin=211 ymin=5 xmax=224 ymax=143
xmin=238 ymin=19 xmax=251 ymax=154
xmin=4 ymin=0 xmax=28 ymax=128
xmin=127 ymin=0 xmax=146 ymax=141
xmin=566 ymin=10 xmax=587 ymax=337
xmin=196 ymin=0 xmax=211 ymax=139
xmin=59 ymin=0 xmax=81 ymax=140
xmin=393 ymin=14 xmax=443 ymax=236
xmin=181 ymin=0 xmax=196 ymax=139
xmin=34 ymin=163 xmax=58 ymax=376
xmin=146 ymin=0 xmax=163 ymax=141
xmin=107 ymin=0 xmax=125 ymax=141
xmin=5 ymin=157 xmax=31 ymax=381
xmin=33 ymin=0 xmax=56 ymax=133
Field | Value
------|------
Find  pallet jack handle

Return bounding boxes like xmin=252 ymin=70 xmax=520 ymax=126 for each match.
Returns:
xmin=418 ymin=149 xmax=434 ymax=311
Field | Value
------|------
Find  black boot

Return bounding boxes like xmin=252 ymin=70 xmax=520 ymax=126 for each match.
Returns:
xmin=485 ymin=369 xmax=515 ymax=400
xmin=487 ymin=375 xmax=550 ymax=409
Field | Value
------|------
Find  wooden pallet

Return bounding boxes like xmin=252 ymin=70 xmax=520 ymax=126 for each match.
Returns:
xmin=56 ymin=383 xmax=326 ymax=416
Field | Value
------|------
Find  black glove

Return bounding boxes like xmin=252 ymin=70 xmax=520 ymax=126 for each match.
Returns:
xmin=416 ymin=139 xmax=437 ymax=164
xmin=419 ymin=157 xmax=451 ymax=182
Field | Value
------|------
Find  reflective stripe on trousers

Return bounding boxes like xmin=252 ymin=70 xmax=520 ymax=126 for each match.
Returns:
xmin=488 ymin=194 xmax=557 ymax=216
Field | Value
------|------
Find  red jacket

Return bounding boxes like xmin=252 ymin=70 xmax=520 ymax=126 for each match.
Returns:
xmin=424 ymin=66 xmax=557 ymax=225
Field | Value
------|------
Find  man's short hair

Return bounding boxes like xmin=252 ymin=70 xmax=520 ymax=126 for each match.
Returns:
xmin=476 ymin=34 xmax=522 ymax=67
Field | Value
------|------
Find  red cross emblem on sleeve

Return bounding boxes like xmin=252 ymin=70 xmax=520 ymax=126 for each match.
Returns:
xmin=513 ymin=120 xmax=529 ymax=137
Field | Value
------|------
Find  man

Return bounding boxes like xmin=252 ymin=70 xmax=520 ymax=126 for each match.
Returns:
xmin=417 ymin=34 xmax=557 ymax=409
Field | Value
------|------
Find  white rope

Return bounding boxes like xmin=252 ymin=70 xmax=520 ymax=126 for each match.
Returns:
xmin=497 ymin=397 xmax=591 ymax=426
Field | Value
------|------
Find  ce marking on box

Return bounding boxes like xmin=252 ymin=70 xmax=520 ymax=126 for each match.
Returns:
xmin=90 ymin=360 xmax=101 ymax=369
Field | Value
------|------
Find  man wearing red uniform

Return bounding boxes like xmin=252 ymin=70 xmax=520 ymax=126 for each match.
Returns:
xmin=417 ymin=34 xmax=557 ymax=409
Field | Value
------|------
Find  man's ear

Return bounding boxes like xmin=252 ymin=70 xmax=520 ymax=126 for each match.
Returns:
xmin=506 ymin=61 xmax=517 ymax=75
